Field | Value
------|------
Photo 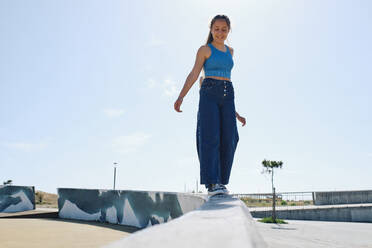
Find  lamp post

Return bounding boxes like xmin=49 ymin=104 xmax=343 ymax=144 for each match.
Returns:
xmin=113 ymin=162 xmax=118 ymax=190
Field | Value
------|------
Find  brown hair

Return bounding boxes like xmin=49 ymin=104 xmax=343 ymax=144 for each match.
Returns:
xmin=206 ymin=15 xmax=231 ymax=44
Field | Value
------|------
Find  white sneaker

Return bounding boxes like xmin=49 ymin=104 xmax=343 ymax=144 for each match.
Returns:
xmin=207 ymin=184 xmax=225 ymax=196
xmin=218 ymin=184 xmax=229 ymax=194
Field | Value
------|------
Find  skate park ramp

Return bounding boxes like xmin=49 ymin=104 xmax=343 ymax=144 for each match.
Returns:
xmin=58 ymin=188 xmax=207 ymax=228
xmin=0 ymin=185 xmax=35 ymax=213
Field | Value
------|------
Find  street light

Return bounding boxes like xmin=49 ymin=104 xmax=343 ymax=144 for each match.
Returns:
xmin=113 ymin=162 xmax=118 ymax=190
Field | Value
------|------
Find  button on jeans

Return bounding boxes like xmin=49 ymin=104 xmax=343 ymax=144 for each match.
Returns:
xmin=196 ymin=78 xmax=239 ymax=186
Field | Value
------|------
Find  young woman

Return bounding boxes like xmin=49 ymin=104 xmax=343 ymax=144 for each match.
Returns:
xmin=174 ymin=15 xmax=246 ymax=196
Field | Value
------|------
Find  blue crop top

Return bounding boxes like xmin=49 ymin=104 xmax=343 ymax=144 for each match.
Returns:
xmin=203 ymin=43 xmax=234 ymax=79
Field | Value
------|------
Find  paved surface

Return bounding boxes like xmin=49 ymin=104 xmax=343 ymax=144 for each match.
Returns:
xmin=2 ymin=206 xmax=372 ymax=248
xmin=254 ymin=218 xmax=372 ymax=248
xmin=0 ymin=208 xmax=137 ymax=248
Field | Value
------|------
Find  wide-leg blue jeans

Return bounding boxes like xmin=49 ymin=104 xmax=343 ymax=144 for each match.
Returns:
xmin=196 ymin=78 xmax=239 ymax=186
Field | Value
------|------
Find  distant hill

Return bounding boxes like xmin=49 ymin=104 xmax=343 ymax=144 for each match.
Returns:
xmin=35 ymin=190 xmax=58 ymax=208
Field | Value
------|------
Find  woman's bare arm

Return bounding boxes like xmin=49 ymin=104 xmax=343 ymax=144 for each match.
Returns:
xmin=174 ymin=46 xmax=207 ymax=112
xmin=177 ymin=46 xmax=207 ymax=99
xmin=228 ymin=46 xmax=245 ymax=126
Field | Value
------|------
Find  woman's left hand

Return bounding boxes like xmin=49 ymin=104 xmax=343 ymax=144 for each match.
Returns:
xmin=237 ymin=115 xmax=246 ymax=126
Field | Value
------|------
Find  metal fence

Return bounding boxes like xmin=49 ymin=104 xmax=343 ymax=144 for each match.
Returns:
xmin=233 ymin=190 xmax=372 ymax=212
xmin=232 ymin=191 xmax=315 ymax=211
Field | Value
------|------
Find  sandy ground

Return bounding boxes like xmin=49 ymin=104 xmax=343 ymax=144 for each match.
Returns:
xmin=0 ymin=209 xmax=138 ymax=248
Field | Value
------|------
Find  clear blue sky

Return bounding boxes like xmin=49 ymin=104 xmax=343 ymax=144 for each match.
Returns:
xmin=1 ymin=0 xmax=371 ymax=194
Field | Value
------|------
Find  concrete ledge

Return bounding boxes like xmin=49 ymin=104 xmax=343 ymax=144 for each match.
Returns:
xmin=58 ymin=188 xmax=206 ymax=228
xmin=314 ymin=190 xmax=372 ymax=205
xmin=104 ymin=196 xmax=267 ymax=248
xmin=251 ymin=204 xmax=372 ymax=222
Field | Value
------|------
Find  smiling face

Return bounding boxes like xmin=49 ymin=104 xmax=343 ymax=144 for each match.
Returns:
xmin=210 ymin=19 xmax=230 ymax=43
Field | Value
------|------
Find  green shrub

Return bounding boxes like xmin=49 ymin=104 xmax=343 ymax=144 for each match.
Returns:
xmin=258 ymin=217 xmax=288 ymax=224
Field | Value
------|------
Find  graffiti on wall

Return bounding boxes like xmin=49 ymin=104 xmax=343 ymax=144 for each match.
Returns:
xmin=58 ymin=188 xmax=206 ymax=228
xmin=0 ymin=185 xmax=35 ymax=213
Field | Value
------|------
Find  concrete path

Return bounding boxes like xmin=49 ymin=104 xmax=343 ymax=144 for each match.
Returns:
xmin=3 ymin=204 xmax=372 ymax=248
xmin=0 ymin=208 xmax=137 ymax=248
xmin=254 ymin=218 xmax=372 ymax=248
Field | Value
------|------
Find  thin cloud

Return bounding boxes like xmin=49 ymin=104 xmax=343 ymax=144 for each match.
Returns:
xmin=103 ymin=108 xmax=125 ymax=118
xmin=1 ymin=141 xmax=47 ymax=152
xmin=145 ymin=36 xmax=166 ymax=48
xmin=112 ymin=132 xmax=151 ymax=154
xmin=146 ymin=78 xmax=156 ymax=89
xmin=163 ymin=79 xmax=178 ymax=97
xmin=144 ymin=77 xmax=178 ymax=97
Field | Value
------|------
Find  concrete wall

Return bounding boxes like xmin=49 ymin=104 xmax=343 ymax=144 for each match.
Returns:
xmin=251 ymin=205 xmax=372 ymax=223
xmin=0 ymin=185 xmax=35 ymax=213
xmin=314 ymin=190 xmax=372 ymax=205
xmin=58 ymin=188 xmax=206 ymax=228
xmin=104 ymin=196 xmax=267 ymax=248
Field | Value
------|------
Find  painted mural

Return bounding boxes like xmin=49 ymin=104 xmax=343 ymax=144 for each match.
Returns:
xmin=58 ymin=188 xmax=206 ymax=228
xmin=0 ymin=185 xmax=35 ymax=213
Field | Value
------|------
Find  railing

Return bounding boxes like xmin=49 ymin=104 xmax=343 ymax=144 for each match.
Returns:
xmin=232 ymin=191 xmax=315 ymax=211
xmin=233 ymin=190 xmax=372 ymax=212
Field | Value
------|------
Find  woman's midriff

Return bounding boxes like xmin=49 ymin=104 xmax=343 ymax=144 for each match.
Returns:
xmin=205 ymin=76 xmax=231 ymax=81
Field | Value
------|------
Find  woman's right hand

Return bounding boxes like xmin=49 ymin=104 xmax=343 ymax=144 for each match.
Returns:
xmin=174 ymin=46 xmax=207 ymax=113
xmin=237 ymin=115 xmax=246 ymax=126
xmin=174 ymin=96 xmax=183 ymax=112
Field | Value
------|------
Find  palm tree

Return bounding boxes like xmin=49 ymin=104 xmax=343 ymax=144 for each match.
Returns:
xmin=262 ymin=159 xmax=283 ymax=222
